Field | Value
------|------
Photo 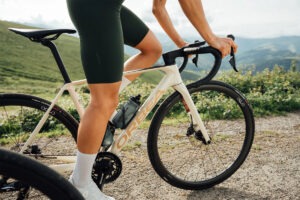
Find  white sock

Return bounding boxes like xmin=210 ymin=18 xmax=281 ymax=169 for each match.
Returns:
xmin=109 ymin=76 xmax=131 ymax=122
xmin=71 ymin=150 xmax=97 ymax=188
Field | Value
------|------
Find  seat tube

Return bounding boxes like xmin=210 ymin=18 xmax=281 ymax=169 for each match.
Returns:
xmin=41 ymin=40 xmax=72 ymax=83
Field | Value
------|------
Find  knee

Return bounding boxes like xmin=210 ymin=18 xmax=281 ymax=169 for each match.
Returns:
xmin=137 ymin=31 xmax=163 ymax=62
xmin=151 ymin=43 xmax=163 ymax=59
xmin=90 ymin=94 xmax=119 ymax=117
xmin=142 ymin=42 xmax=162 ymax=62
xmin=104 ymin=97 xmax=119 ymax=113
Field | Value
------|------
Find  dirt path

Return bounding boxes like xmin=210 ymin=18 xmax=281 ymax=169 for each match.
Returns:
xmin=103 ymin=111 xmax=300 ymax=200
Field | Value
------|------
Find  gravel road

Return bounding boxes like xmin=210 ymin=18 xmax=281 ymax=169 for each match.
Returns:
xmin=103 ymin=111 xmax=300 ymax=200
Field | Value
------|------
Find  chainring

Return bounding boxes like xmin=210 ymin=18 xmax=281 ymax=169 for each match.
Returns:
xmin=92 ymin=152 xmax=122 ymax=189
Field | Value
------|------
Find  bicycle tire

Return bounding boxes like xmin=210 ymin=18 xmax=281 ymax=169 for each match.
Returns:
xmin=0 ymin=148 xmax=84 ymax=200
xmin=0 ymin=93 xmax=78 ymax=164
xmin=147 ymin=81 xmax=255 ymax=190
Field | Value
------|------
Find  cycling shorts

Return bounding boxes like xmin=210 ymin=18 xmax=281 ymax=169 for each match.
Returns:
xmin=66 ymin=0 xmax=149 ymax=83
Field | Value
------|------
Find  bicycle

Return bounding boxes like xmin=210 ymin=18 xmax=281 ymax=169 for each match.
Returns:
xmin=0 ymin=28 xmax=255 ymax=193
xmin=0 ymin=148 xmax=84 ymax=199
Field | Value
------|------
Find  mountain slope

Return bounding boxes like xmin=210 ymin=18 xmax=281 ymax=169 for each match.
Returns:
xmin=236 ymin=37 xmax=300 ymax=71
xmin=0 ymin=20 xmax=84 ymax=95
xmin=132 ymin=33 xmax=300 ymax=73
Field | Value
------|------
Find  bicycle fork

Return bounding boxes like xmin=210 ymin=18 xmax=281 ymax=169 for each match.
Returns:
xmin=173 ymin=83 xmax=211 ymax=144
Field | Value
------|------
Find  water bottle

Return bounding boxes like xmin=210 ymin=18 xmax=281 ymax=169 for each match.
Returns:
xmin=112 ymin=95 xmax=141 ymax=129
xmin=101 ymin=95 xmax=141 ymax=147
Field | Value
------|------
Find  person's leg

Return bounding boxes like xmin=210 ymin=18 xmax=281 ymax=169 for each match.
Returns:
xmin=112 ymin=31 xmax=161 ymax=122
xmin=67 ymin=0 xmax=124 ymax=199
xmin=119 ymin=6 xmax=162 ymax=89
xmin=71 ymin=82 xmax=120 ymax=188
xmin=77 ymin=83 xmax=121 ymax=153
xmin=118 ymin=31 xmax=162 ymax=93
xmin=124 ymin=31 xmax=162 ymax=81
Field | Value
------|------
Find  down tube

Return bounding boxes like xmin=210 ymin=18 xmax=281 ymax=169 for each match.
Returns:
xmin=110 ymin=77 xmax=172 ymax=154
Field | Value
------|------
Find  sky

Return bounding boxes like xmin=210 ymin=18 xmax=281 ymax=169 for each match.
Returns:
xmin=0 ymin=0 xmax=299 ymax=39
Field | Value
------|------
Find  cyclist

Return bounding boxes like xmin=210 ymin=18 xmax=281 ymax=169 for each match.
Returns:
xmin=66 ymin=0 xmax=237 ymax=199
xmin=67 ymin=1 xmax=161 ymax=199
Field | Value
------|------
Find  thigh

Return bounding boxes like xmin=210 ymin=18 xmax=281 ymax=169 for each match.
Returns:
xmin=67 ymin=0 xmax=125 ymax=83
xmin=121 ymin=6 xmax=150 ymax=47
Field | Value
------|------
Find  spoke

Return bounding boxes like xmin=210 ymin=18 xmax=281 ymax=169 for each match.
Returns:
xmin=183 ymin=144 xmax=201 ymax=181
xmin=210 ymin=143 xmax=230 ymax=172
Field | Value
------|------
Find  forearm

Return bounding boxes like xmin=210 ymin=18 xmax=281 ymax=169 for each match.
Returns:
xmin=152 ymin=1 xmax=186 ymax=47
xmin=178 ymin=0 xmax=216 ymax=44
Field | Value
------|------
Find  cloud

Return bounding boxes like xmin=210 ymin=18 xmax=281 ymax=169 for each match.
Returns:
xmin=0 ymin=0 xmax=299 ymax=38
xmin=0 ymin=0 xmax=72 ymax=28
xmin=202 ymin=0 xmax=300 ymax=38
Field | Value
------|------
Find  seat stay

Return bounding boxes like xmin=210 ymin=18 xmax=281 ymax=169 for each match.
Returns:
xmin=8 ymin=28 xmax=76 ymax=41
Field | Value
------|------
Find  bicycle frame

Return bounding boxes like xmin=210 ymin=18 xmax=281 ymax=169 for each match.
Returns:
xmin=112 ymin=64 xmax=210 ymax=154
xmin=20 ymin=63 xmax=210 ymax=173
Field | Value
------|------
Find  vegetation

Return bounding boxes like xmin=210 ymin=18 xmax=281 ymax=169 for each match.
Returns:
xmin=219 ymin=65 xmax=300 ymax=116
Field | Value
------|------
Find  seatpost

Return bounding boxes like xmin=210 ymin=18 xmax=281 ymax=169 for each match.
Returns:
xmin=40 ymin=39 xmax=72 ymax=83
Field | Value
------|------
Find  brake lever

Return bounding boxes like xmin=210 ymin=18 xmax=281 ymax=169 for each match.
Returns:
xmin=227 ymin=34 xmax=238 ymax=72
xmin=192 ymin=54 xmax=199 ymax=68
xmin=190 ymin=40 xmax=203 ymax=68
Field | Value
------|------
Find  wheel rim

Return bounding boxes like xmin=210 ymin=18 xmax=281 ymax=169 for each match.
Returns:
xmin=153 ymin=85 xmax=253 ymax=188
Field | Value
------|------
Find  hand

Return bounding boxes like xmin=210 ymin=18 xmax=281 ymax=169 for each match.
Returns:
xmin=177 ymin=41 xmax=189 ymax=48
xmin=207 ymin=36 xmax=238 ymax=58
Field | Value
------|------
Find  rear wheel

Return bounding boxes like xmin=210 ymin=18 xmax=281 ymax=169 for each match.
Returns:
xmin=0 ymin=148 xmax=84 ymax=199
xmin=147 ymin=81 xmax=255 ymax=190
xmin=0 ymin=93 xmax=78 ymax=166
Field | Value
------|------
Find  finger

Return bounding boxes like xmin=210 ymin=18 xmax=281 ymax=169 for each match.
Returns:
xmin=226 ymin=39 xmax=238 ymax=53
xmin=222 ymin=49 xmax=230 ymax=58
xmin=233 ymin=43 xmax=238 ymax=53
xmin=226 ymin=37 xmax=234 ymax=43
xmin=229 ymin=39 xmax=238 ymax=53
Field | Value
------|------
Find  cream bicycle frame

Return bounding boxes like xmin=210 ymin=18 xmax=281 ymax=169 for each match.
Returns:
xmin=20 ymin=64 xmax=210 ymax=173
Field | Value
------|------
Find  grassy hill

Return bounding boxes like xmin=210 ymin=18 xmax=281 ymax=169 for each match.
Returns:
xmin=0 ymin=20 xmax=85 ymax=96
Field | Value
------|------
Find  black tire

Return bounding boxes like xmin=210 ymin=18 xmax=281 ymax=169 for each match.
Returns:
xmin=0 ymin=148 xmax=84 ymax=200
xmin=147 ymin=81 xmax=255 ymax=190
xmin=0 ymin=93 xmax=78 ymax=164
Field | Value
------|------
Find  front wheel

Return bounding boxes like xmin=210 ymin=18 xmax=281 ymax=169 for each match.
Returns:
xmin=147 ymin=81 xmax=255 ymax=190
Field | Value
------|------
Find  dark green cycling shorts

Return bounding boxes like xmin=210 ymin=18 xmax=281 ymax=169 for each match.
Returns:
xmin=67 ymin=0 xmax=149 ymax=83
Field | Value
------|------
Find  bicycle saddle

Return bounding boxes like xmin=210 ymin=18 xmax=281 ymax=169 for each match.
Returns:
xmin=8 ymin=28 xmax=76 ymax=41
